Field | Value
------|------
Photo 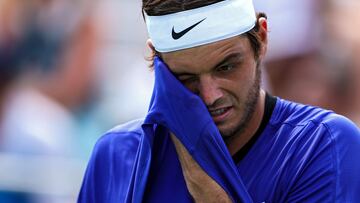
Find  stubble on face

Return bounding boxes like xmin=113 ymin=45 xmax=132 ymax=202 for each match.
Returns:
xmin=220 ymin=63 xmax=261 ymax=141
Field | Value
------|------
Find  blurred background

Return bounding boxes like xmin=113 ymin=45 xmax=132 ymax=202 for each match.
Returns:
xmin=0 ymin=0 xmax=359 ymax=202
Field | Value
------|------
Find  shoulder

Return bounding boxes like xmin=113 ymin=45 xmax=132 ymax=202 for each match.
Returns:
xmin=271 ymin=98 xmax=359 ymax=132
xmin=89 ymin=118 xmax=145 ymax=174
xmin=321 ymin=113 xmax=360 ymax=140
xmin=78 ymin=119 xmax=144 ymax=203
xmin=94 ymin=118 xmax=144 ymax=155
xmin=270 ymin=98 xmax=360 ymax=150
xmin=268 ymin=98 xmax=360 ymax=202
xmin=106 ymin=118 xmax=145 ymax=135
xmin=271 ymin=98 xmax=333 ymax=126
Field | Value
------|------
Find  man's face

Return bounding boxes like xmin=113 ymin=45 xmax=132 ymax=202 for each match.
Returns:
xmin=161 ymin=35 xmax=262 ymax=138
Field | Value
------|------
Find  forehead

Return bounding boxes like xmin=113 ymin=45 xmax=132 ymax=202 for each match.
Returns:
xmin=161 ymin=35 xmax=252 ymax=73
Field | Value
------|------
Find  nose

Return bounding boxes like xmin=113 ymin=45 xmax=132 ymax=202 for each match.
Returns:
xmin=197 ymin=75 xmax=223 ymax=106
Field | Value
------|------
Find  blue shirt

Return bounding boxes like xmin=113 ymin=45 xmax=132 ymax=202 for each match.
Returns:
xmin=78 ymin=98 xmax=360 ymax=203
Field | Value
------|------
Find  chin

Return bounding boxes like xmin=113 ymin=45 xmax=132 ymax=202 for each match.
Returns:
xmin=217 ymin=111 xmax=253 ymax=141
xmin=217 ymin=121 xmax=242 ymax=138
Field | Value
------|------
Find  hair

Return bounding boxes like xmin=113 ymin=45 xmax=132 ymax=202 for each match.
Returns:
xmin=142 ymin=0 xmax=267 ymax=66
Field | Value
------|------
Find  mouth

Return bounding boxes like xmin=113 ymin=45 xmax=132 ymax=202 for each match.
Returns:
xmin=209 ymin=106 xmax=232 ymax=123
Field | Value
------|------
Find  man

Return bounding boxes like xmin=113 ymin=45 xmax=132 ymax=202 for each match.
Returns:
xmin=78 ymin=0 xmax=360 ymax=202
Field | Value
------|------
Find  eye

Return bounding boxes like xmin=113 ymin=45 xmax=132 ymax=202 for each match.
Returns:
xmin=177 ymin=76 xmax=198 ymax=92
xmin=178 ymin=76 xmax=198 ymax=85
xmin=216 ymin=63 xmax=235 ymax=72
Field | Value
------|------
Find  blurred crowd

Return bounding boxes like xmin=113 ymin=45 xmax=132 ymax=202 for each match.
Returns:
xmin=255 ymin=0 xmax=360 ymax=125
xmin=0 ymin=0 xmax=359 ymax=202
xmin=0 ymin=0 xmax=101 ymax=202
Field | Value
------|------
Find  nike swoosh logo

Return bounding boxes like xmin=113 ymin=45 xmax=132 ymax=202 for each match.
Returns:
xmin=172 ymin=18 xmax=206 ymax=40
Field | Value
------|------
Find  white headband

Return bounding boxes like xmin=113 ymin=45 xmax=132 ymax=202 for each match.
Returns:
xmin=145 ymin=0 xmax=256 ymax=53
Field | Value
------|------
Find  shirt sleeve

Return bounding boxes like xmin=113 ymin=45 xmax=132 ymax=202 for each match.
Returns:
xmin=325 ymin=115 xmax=360 ymax=202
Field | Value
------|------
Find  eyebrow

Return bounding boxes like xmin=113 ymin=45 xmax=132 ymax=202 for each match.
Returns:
xmin=174 ymin=71 xmax=196 ymax=78
xmin=213 ymin=52 xmax=244 ymax=69
xmin=174 ymin=52 xmax=244 ymax=78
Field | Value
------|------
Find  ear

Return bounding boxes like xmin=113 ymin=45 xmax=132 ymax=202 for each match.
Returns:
xmin=146 ymin=39 xmax=156 ymax=54
xmin=258 ymin=17 xmax=268 ymax=60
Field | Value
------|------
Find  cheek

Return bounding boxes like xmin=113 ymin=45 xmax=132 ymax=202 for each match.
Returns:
xmin=228 ymin=66 xmax=256 ymax=89
xmin=222 ymin=65 xmax=258 ymax=105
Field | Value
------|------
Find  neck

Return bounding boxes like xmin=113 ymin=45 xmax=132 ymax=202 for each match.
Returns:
xmin=227 ymin=89 xmax=266 ymax=155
